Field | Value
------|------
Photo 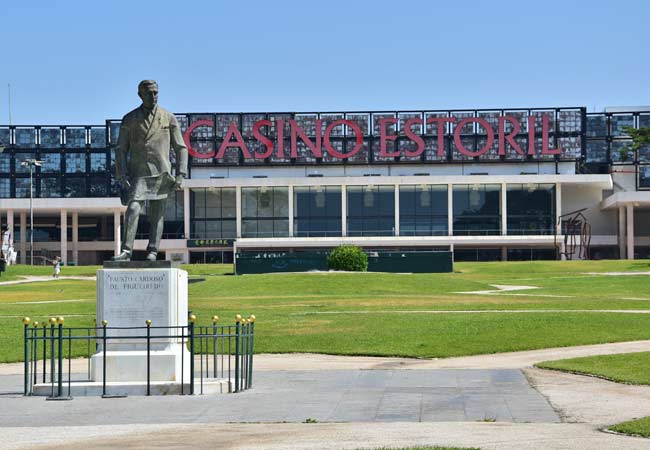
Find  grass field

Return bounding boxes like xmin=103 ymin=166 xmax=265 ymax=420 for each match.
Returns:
xmin=3 ymin=259 xmax=650 ymax=363
xmin=609 ymin=417 xmax=650 ymax=438
xmin=536 ymin=352 xmax=650 ymax=385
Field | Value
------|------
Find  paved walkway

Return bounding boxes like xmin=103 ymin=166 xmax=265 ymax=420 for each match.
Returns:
xmin=0 ymin=276 xmax=95 ymax=286
xmin=1 ymin=341 xmax=650 ymax=449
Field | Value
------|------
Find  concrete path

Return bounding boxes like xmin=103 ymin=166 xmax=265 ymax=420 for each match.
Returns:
xmin=0 ymin=276 xmax=95 ymax=286
xmin=8 ymin=422 xmax=650 ymax=450
xmin=2 ymin=341 xmax=650 ymax=449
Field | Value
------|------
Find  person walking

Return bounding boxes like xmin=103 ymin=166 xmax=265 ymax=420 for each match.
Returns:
xmin=53 ymin=256 xmax=61 ymax=279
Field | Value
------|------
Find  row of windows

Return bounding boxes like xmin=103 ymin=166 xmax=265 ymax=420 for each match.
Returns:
xmin=0 ymin=152 xmax=108 ymax=175
xmin=188 ymin=184 xmax=555 ymax=239
xmin=0 ymin=176 xmax=110 ymax=198
xmin=0 ymin=127 xmax=106 ymax=148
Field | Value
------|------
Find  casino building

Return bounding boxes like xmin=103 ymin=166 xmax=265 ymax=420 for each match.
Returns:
xmin=0 ymin=106 xmax=649 ymax=265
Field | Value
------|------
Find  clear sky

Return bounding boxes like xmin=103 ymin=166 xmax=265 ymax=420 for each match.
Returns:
xmin=1 ymin=0 xmax=649 ymax=124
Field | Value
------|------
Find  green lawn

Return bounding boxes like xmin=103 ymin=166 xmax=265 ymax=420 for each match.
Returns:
xmin=3 ymin=260 xmax=650 ymax=363
xmin=609 ymin=417 xmax=650 ymax=438
xmin=536 ymin=352 xmax=650 ymax=385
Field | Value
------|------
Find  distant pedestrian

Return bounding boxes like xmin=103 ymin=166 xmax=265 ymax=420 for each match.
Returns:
xmin=53 ymin=256 xmax=61 ymax=279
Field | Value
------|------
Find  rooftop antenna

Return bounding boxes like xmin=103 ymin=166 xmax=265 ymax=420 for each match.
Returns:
xmin=7 ymin=83 xmax=12 ymax=126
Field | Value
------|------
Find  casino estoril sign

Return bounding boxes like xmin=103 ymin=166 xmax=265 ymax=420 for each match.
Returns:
xmin=183 ymin=113 xmax=564 ymax=161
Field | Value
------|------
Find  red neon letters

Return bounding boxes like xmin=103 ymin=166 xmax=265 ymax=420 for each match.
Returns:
xmin=183 ymin=114 xmax=562 ymax=161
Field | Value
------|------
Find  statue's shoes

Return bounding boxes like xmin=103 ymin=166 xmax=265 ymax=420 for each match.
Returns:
xmin=146 ymin=252 xmax=157 ymax=261
xmin=111 ymin=250 xmax=131 ymax=261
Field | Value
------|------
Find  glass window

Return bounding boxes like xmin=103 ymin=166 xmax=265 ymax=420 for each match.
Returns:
xmin=506 ymin=184 xmax=555 ymax=235
xmin=90 ymin=153 xmax=107 ymax=172
xmin=89 ymin=176 xmax=108 ymax=197
xmin=347 ymin=185 xmax=395 ymax=236
xmin=41 ymin=153 xmax=61 ymax=173
xmin=611 ymin=115 xmax=634 ymax=137
xmin=294 ymin=186 xmax=342 ymax=237
xmin=90 ymin=128 xmax=106 ymax=148
xmin=64 ymin=177 xmax=86 ymax=197
xmin=40 ymin=177 xmax=61 ymax=198
xmin=639 ymin=165 xmax=650 ymax=189
xmin=65 ymin=153 xmax=86 ymax=173
xmin=0 ymin=178 xmax=10 ymax=197
xmin=610 ymin=140 xmax=634 ymax=163
xmin=40 ymin=128 xmax=61 ymax=147
xmin=190 ymin=187 xmax=236 ymax=239
xmin=586 ymin=140 xmax=608 ymax=163
xmin=15 ymin=153 xmax=35 ymax=173
xmin=15 ymin=178 xmax=31 ymax=198
xmin=242 ymin=187 xmax=289 ymax=238
xmin=399 ymin=185 xmax=448 ymax=236
xmin=452 ymin=184 xmax=501 ymax=235
xmin=65 ymin=128 xmax=86 ymax=148
xmin=586 ymin=115 xmax=607 ymax=137
xmin=15 ymin=128 xmax=36 ymax=148
xmin=0 ymin=153 xmax=10 ymax=173
xmin=0 ymin=128 xmax=10 ymax=147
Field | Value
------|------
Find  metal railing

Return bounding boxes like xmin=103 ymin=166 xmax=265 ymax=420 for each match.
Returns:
xmin=21 ymin=313 xmax=255 ymax=398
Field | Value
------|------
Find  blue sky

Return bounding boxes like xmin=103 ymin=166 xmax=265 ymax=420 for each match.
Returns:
xmin=1 ymin=0 xmax=649 ymax=124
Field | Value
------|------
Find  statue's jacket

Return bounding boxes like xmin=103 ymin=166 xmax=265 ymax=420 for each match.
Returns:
xmin=115 ymin=105 xmax=188 ymax=201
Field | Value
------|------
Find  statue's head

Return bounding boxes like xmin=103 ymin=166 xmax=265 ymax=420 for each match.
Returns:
xmin=138 ymin=80 xmax=159 ymax=109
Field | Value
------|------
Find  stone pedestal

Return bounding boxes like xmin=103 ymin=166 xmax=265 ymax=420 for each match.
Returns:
xmin=90 ymin=261 xmax=190 ymax=383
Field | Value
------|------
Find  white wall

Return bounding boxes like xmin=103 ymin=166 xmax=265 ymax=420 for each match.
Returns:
xmin=562 ymin=184 xmax=617 ymax=235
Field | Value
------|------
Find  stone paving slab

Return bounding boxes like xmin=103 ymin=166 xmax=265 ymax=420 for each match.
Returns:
xmin=0 ymin=368 xmax=558 ymax=425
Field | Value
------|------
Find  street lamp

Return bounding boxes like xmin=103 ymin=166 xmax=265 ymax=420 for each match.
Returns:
xmin=20 ymin=159 xmax=42 ymax=265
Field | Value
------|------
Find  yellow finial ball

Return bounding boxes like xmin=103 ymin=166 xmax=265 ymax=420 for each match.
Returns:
xmin=189 ymin=314 xmax=197 ymax=323
xmin=101 ymin=320 xmax=108 ymax=326
xmin=248 ymin=315 xmax=256 ymax=323
xmin=49 ymin=317 xmax=57 ymax=325
xmin=145 ymin=319 xmax=152 ymax=326
xmin=212 ymin=315 xmax=219 ymax=323
xmin=57 ymin=316 xmax=64 ymax=325
xmin=235 ymin=314 xmax=242 ymax=323
xmin=33 ymin=321 xmax=39 ymax=327
xmin=22 ymin=317 xmax=31 ymax=325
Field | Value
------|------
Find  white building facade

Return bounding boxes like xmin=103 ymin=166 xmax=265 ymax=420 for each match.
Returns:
xmin=0 ymin=106 xmax=648 ymax=264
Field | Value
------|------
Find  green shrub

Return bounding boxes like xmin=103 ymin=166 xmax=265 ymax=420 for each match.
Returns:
xmin=327 ymin=245 xmax=368 ymax=272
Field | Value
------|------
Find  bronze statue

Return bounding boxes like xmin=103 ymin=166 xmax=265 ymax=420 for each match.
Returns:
xmin=112 ymin=80 xmax=188 ymax=262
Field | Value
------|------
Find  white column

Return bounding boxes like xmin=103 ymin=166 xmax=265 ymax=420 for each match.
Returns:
xmin=447 ymin=184 xmax=453 ymax=236
xmin=19 ymin=212 xmax=26 ymax=264
xmin=501 ymin=246 xmax=507 ymax=261
xmin=113 ymin=209 xmax=121 ymax=256
xmin=72 ymin=211 xmax=78 ymax=265
xmin=627 ymin=204 xmax=635 ymax=260
xmin=236 ymin=186 xmax=242 ymax=239
xmin=341 ymin=185 xmax=347 ymax=237
xmin=288 ymin=185 xmax=294 ymax=237
xmin=60 ymin=210 xmax=68 ymax=265
xmin=394 ymin=184 xmax=400 ymax=237
xmin=618 ymin=206 xmax=626 ymax=259
xmin=183 ymin=188 xmax=191 ymax=239
xmin=500 ymin=183 xmax=507 ymax=236
xmin=555 ymin=183 xmax=562 ymax=236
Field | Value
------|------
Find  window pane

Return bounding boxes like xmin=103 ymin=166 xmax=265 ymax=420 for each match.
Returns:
xmin=506 ymin=184 xmax=555 ymax=235
xmin=90 ymin=153 xmax=107 ymax=172
xmin=453 ymin=184 xmax=501 ymax=235
xmin=65 ymin=177 xmax=86 ymax=197
xmin=65 ymin=153 xmax=86 ymax=173
xmin=65 ymin=128 xmax=86 ymax=148
xmin=41 ymin=177 xmax=61 ymax=198
xmin=0 ymin=178 xmax=10 ymax=197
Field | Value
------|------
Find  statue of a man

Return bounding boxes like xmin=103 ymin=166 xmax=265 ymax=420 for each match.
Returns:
xmin=112 ymin=80 xmax=188 ymax=262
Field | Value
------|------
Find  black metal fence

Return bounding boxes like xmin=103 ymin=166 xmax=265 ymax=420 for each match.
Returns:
xmin=21 ymin=313 xmax=255 ymax=398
